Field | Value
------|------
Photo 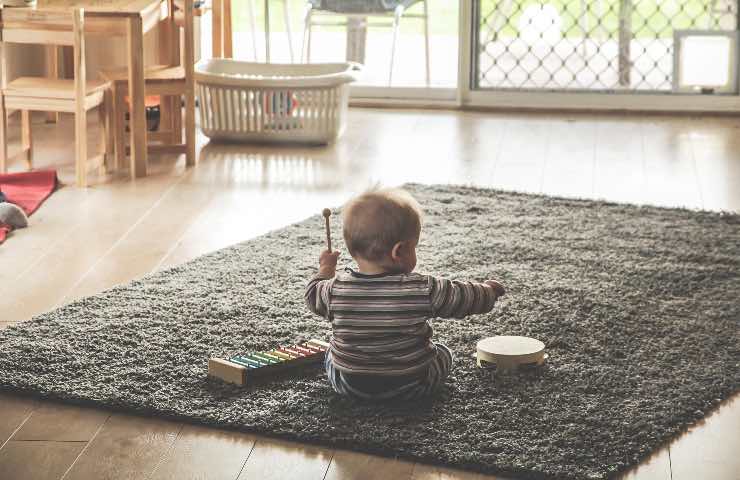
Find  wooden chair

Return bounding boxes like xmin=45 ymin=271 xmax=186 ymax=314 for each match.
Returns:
xmin=99 ymin=0 xmax=195 ymax=169
xmin=0 ymin=8 xmax=112 ymax=187
xmin=302 ymin=0 xmax=430 ymax=86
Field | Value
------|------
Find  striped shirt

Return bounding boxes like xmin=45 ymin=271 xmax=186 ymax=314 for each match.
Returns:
xmin=305 ymin=269 xmax=501 ymax=376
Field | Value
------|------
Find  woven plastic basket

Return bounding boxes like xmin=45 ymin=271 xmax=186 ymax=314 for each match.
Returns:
xmin=194 ymin=59 xmax=361 ymax=144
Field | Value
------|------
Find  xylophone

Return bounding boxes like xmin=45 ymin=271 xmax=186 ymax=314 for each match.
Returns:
xmin=208 ymin=339 xmax=330 ymax=386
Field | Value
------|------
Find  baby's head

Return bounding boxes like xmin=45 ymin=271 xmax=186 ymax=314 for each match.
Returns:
xmin=343 ymin=188 xmax=422 ymax=274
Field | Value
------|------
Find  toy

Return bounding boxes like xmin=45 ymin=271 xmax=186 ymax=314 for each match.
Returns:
xmin=261 ymin=90 xmax=302 ymax=131
xmin=322 ymin=208 xmax=332 ymax=252
xmin=476 ymin=336 xmax=548 ymax=373
xmin=209 ymin=339 xmax=330 ymax=386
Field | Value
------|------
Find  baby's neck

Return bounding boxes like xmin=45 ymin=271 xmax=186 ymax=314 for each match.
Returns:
xmin=355 ymin=258 xmax=396 ymax=275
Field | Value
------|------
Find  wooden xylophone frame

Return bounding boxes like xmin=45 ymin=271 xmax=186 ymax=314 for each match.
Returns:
xmin=208 ymin=339 xmax=330 ymax=386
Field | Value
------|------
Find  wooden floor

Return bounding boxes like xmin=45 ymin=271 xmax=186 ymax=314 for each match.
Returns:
xmin=0 ymin=108 xmax=738 ymax=480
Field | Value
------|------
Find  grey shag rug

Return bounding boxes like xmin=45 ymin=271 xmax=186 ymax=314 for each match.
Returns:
xmin=1 ymin=184 xmax=738 ymax=480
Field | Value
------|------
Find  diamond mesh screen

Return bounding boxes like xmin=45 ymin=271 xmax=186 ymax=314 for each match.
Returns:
xmin=476 ymin=0 xmax=737 ymax=91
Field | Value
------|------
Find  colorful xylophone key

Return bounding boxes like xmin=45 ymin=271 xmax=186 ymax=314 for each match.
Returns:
xmin=208 ymin=339 xmax=330 ymax=386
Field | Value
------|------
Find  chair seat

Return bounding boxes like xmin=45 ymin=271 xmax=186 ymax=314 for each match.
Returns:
xmin=4 ymin=77 xmax=110 ymax=100
xmin=99 ymin=65 xmax=186 ymax=84
xmin=309 ymin=0 xmax=418 ymax=13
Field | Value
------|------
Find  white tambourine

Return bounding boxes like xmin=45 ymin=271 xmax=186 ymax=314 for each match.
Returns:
xmin=476 ymin=336 xmax=548 ymax=373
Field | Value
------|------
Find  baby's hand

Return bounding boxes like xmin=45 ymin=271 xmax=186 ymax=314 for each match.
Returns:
xmin=485 ymin=280 xmax=506 ymax=297
xmin=318 ymin=249 xmax=340 ymax=276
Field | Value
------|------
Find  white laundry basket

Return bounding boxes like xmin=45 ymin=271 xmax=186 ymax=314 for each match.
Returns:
xmin=195 ymin=59 xmax=361 ymax=144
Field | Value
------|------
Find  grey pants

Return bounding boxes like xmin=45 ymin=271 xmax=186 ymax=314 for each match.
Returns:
xmin=324 ymin=343 xmax=454 ymax=401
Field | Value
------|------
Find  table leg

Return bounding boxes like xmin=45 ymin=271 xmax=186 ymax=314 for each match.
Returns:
xmin=0 ymin=38 xmax=5 ymax=173
xmin=128 ymin=16 xmax=147 ymax=178
xmin=0 ymin=96 xmax=7 ymax=174
xmin=159 ymin=3 xmax=173 ymax=143
xmin=184 ymin=0 xmax=196 ymax=166
xmin=213 ymin=0 xmax=222 ymax=57
xmin=223 ymin=0 xmax=233 ymax=58
xmin=162 ymin=1 xmax=179 ymax=144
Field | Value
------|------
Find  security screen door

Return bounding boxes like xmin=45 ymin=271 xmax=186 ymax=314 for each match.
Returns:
xmin=472 ymin=0 xmax=738 ymax=93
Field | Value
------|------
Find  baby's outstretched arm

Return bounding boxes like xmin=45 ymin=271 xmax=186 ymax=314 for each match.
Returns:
xmin=429 ymin=276 xmax=505 ymax=319
xmin=305 ymin=249 xmax=340 ymax=319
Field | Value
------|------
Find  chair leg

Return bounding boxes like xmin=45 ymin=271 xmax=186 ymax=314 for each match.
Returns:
xmin=99 ymin=94 xmax=112 ymax=175
xmin=45 ymin=46 xmax=60 ymax=124
xmin=302 ymin=5 xmax=313 ymax=63
xmin=21 ymin=110 xmax=32 ymax=170
xmin=283 ymin=0 xmax=294 ymax=63
xmin=75 ymin=107 xmax=88 ymax=187
xmin=172 ymin=95 xmax=183 ymax=144
xmin=114 ymin=86 xmax=126 ymax=172
xmin=0 ymin=97 xmax=7 ymax=174
xmin=388 ymin=5 xmax=404 ymax=86
xmin=160 ymin=94 xmax=173 ymax=144
xmin=422 ymin=0 xmax=430 ymax=86
xmin=184 ymin=91 xmax=196 ymax=167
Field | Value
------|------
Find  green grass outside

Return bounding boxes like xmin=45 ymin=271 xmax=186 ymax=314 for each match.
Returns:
xmin=480 ymin=0 xmax=719 ymax=39
xmin=231 ymin=0 xmax=721 ymax=40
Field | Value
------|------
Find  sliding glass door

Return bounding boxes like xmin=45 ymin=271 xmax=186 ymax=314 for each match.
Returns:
xmin=462 ymin=0 xmax=740 ymax=110
xmin=211 ymin=0 xmax=458 ymax=91
xmin=201 ymin=1 xmax=740 ymax=110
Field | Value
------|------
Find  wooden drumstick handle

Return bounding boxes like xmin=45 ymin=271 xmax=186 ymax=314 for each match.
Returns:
xmin=322 ymin=208 xmax=332 ymax=252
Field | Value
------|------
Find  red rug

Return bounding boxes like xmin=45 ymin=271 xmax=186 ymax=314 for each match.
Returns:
xmin=0 ymin=170 xmax=58 ymax=244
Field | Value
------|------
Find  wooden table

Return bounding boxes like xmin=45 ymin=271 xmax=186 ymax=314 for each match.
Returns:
xmin=1 ymin=0 xmax=170 ymax=178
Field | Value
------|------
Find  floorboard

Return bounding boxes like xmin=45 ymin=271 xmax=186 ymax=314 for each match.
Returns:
xmin=62 ymin=414 xmax=181 ymax=480
xmin=0 ymin=441 xmax=86 ymax=480
xmin=619 ymin=448 xmax=672 ymax=480
xmin=0 ymin=394 xmax=37 ymax=446
xmin=0 ymin=109 xmax=738 ymax=480
xmin=235 ymin=437 xmax=333 ymax=480
xmin=149 ymin=424 xmax=256 ymax=480
xmin=324 ymin=450 xmax=416 ymax=480
xmin=410 ymin=463 xmax=503 ymax=480
xmin=666 ymin=396 xmax=740 ymax=480
xmin=12 ymin=403 xmax=109 ymax=442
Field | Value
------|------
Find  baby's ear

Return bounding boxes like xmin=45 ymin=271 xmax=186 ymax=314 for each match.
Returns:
xmin=390 ymin=241 xmax=404 ymax=262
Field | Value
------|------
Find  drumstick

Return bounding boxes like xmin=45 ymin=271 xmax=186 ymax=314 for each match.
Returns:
xmin=322 ymin=208 xmax=332 ymax=252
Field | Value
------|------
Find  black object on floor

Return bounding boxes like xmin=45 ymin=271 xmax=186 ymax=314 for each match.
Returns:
xmin=0 ymin=184 xmax=738 ymax=479
xmin=125 ymin=104 xmax=160 ymax=132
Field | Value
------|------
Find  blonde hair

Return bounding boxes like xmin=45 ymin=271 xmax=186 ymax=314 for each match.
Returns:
xmin=342 ymin=188 xmax=422 ymax=261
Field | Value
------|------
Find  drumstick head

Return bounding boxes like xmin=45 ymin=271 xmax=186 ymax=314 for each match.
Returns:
xmin=322 ymin=208 xmax=332 ymax=218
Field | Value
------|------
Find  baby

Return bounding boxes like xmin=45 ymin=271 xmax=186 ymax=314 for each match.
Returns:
xmin=305 ymin=188 xmax=506 ymax=401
